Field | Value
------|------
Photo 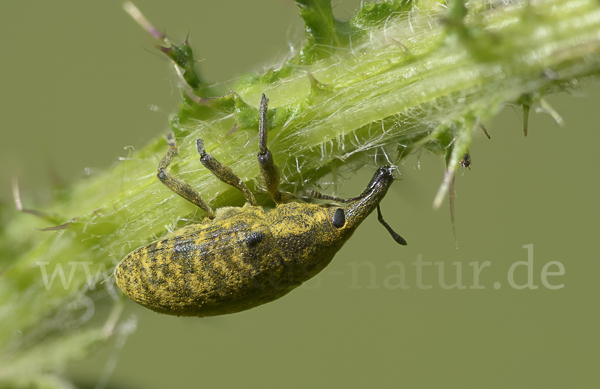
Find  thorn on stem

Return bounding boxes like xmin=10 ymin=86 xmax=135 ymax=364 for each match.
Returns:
xmin=156 ymin=45 xmax=172 ymax=55
xmin=448 ymin=172 xmax=458 ymax=249
xmin=38 ymin=221 xmax=73 ymax=231
xmin=479 ymin=123 xmax=491 ymax=139
xmin=537 ymin=98 xmax=564 ymax=127
xmin=390 ymin=38 xmax=408 ymax=52
xmin=123 ymin=2 xmax=167 ymax=42
xmin=12 ymin=178 xmax=46 ymax=218
xmin=523 ymin=104 xmax=530 ymax=137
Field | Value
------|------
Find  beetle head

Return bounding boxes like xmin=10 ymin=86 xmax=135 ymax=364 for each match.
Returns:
xmin=342 ymin=166 xmax=394 ymax=226
xmin=325 ymin=166 xmax=407 ymax=245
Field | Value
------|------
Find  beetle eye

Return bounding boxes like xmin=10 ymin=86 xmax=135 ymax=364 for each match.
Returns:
xmin=332 ymin=208 xmax=346 ymax=228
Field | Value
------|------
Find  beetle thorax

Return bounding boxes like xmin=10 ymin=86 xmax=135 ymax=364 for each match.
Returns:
xmin=266 ymin=202 xmax=356 ymax=282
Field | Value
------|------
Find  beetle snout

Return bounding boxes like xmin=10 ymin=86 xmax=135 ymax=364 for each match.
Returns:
xmin=358 ymin=165 xmax=395 ymax=196
xmin=340 ymin=166 xmax=396 ymax=231
xmin=374 ymin=166 xmax=395 ymax=183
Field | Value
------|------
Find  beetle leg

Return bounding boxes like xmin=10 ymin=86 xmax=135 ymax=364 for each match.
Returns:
xmin=257 ymin=94 xmax=296 ymax=204
xmin=196 ymin=139 xmax=258 ymax=206
xmin=157 ymin=133 xmax=216 ymax=219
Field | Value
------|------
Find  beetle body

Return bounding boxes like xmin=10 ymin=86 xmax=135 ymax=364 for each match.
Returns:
xmin=115 ymin=95 xmax=406 ymax=317
xmin=116 ymin=168 xmax=395 ymax=317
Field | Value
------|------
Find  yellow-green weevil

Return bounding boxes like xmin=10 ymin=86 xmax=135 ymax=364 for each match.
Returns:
xmin=115 ymin=94 xmax=407 ymax=317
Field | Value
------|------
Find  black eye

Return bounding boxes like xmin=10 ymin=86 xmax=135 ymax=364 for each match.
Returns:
xmin=332 ymin=208 xmax=346 ymax=228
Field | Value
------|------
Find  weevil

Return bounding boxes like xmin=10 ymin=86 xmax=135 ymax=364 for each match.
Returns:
xmin=114 ymin=94 xmax=407 ymax=317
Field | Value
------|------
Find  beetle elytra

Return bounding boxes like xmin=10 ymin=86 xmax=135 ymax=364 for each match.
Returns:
xmin=114 ymin=94 xmax=406 ymax=317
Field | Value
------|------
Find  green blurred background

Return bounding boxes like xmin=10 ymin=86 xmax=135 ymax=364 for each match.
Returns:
xmin=1 ymin=0 xmax=598 ymax=388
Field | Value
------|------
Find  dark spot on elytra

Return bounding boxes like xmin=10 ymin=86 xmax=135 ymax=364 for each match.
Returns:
xmin=245 ymin=232 xmax=266 ymax=248
xmin=174 ymin=242 xmax=195 ymax=253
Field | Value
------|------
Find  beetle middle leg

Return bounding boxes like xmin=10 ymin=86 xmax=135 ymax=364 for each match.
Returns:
xmin=196 ymin=139 xmax=258 ymax=206
xmin=257 ymin=94 xmax=296 ymax=204
xmin=157 ymin=133 xmax=216 ymax=219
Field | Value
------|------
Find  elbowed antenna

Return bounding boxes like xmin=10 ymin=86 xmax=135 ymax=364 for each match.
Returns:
xmin=377 ymin=205 xmax=407 ymax=246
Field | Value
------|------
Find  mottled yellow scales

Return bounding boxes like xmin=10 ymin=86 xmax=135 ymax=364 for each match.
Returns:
xmin=115 ymin=94 xmax=407 ymax=317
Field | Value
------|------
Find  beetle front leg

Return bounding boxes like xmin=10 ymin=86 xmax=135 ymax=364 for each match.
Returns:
xmin=157 ymin=133 xmax=215 ymax=219
xmin=257 ymin=94 xmax=296 ymax=204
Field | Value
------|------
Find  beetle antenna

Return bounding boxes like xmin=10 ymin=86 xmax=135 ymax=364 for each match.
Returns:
xmin=377 ymin=205 xmax=407 ymax=246
xmin=306 ymin=190 xmax=359 ymax=204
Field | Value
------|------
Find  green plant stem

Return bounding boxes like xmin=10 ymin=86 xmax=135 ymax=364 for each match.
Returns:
xmin=2 ymin=0 xmax=600 ymax=385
